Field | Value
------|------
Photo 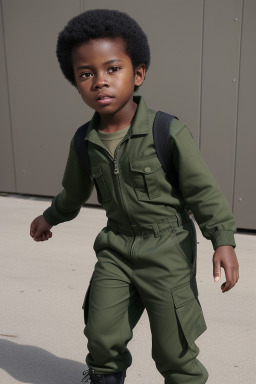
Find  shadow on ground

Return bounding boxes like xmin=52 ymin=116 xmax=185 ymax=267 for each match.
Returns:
xmin=0 ymin=339 xmax=86 ymax=383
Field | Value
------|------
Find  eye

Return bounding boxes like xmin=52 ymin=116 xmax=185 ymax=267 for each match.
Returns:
xmin=108 ymin=66 xmax=121 ymax=74
xmin=79 ymin=72 xmax=93 ymax=78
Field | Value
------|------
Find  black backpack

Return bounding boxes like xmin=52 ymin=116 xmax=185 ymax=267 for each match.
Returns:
xmin=74 ymin=111 xmax=179 ymax=189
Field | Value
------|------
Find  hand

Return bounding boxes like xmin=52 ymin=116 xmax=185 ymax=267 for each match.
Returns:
xmin=30 ymin=215 xmax=53 ymax=242
xmin=213 ymin=245 xmax=239 ymax=292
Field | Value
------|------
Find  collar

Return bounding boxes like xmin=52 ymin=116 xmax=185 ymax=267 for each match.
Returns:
xmin=85 ymin=96 xmax=150 ymax=144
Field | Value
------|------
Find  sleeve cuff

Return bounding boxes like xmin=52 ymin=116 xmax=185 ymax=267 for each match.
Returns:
xmin=43 ymin=205 xmax=81 ymax=226
xmin=209 ymin=230 xmax=236 ymax=250
xmin=43 ymin=208 xmax=63 ymax=226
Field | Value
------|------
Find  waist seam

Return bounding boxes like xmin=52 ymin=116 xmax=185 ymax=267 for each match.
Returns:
xmin=107 ymin=210 xmax=190 ymax=237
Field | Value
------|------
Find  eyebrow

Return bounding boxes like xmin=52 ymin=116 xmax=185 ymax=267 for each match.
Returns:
xmin=76 ymin=59 xmax=123 ymax=71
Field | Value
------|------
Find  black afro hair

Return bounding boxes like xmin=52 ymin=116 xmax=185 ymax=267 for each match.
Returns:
xmin=56 ymin=9 xmax=150 ymax=90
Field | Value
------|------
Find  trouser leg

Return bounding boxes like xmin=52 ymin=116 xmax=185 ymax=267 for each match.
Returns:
xmin=133 ymin=219 xmax=208 ymax=383
xmin=145 ymin=291 xmax=208 ymax=384
xmin=83 ymin=230 xmax=144 ymax=373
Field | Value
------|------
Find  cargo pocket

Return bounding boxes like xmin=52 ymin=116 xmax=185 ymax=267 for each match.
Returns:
xmin=82 ymin=279 xmax=93 ymax=325
xmin=130 ymin=155 xmax=162 ymax=200
xmin=91 ymin=165 xmax=111 ymax=204
xmin=172 ymin=280 xmax=207 ymax=347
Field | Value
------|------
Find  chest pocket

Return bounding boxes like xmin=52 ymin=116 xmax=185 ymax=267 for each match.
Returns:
xmin=130 ymin=155 xmax=162 ymax=201
xmin=91 ymin=165 xmax=111 ymax=204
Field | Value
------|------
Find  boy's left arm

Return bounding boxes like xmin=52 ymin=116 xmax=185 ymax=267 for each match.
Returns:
xmin=170 ymin=122 xmax=239 ymax=292
xmin=213 ymin=245 xmax=239 ymax=292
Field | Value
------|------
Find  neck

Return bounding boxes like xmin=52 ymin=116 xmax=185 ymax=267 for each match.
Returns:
xmin=98 ymin=101 xmax=137 ymax=133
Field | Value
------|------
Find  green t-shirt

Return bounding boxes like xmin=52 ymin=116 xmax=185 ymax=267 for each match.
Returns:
xmin=97 ymin=126 xmax=130 ymax=158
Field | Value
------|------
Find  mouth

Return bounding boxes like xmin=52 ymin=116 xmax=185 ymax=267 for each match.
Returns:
xmin=97 ymin=93 xmax=114 ymax=101
xmin=96 ymin=94 xmax=114 ymax=106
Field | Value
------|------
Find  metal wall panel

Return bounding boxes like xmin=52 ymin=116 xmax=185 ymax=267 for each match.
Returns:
xmin=0 ymin=1 xmax=16 ymax=192
xmin=200 ymin=0 xmax=243 ymax=205
xmin=1 ymin=0 xmax=255 ymax=228
xmin=2 ymin=0 xmax=87 ymax=196
xmin=82 ymin=0 xmax=204 ymax=143
xmin=233 ymin=0 xmax=256 ymax=230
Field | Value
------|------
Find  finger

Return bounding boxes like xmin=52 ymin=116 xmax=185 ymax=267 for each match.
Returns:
xmin=41 ymin=234 xmax=46 ymax=241
xmin=213 ymin=259 xmax=221 ymax=282
xmin=33 ymin=236 xmax=41 ymax=242
xmin=41 ymin=233 xmax=49 ymax=241
xmin=221 ymin=269 xmax=238 ymax=292
xmin=221 ymin=280 xmax=232 ymax=293
xmin=231 ymin=258 xmax=239 ymax=285
xmin=225 ymin=266 xmax=239 ymax=292
xmin=34 ymin=231 xmax=45 ymax=241
xmin=34 ymin=227 xmax=47 ymax=240
xmin=44 ymin=231 xmax=52 ymax=240
xmin=30 ymin=224 xmax=36 ymax=237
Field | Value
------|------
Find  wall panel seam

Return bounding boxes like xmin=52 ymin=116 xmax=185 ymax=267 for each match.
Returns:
xmin=0 ymin=0 xmax=17 ymax=192
xmin=232 ymin=0 xmax=244 ymax=212
xmin=199 ymin=0 xmax=205 ymax=150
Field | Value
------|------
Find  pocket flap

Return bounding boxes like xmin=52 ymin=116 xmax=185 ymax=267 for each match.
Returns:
xmin=172 ymin=279 xmax=198 ymax=309
xmin=172 ymin=280 xmax=206 ymax=346
xmin=130 ymin=156 xmax=162 ymax=174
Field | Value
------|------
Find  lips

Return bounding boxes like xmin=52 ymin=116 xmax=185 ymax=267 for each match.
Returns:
xmin=97 ymin=93 xmax=113 ymax=101
xmin=96 ymin=93 xmax=114 ymax=106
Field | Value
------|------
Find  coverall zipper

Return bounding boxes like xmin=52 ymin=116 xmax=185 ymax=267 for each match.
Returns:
xmin=113 ymin=146 xmax=120 ymax=174
xmin=111 ymin=144 xmax=134 ymax=225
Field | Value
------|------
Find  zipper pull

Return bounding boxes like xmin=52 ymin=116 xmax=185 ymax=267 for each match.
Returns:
xmin=114 ymin=159 xmax=119 ymax=174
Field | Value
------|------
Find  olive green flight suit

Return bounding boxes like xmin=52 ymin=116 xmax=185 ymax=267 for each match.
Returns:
xmin=44 ymin=96 xmax=236 ymax=383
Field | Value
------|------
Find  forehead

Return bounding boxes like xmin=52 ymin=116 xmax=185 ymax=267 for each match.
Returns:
xmin=72 ymin=37 xmax=129 ymax=64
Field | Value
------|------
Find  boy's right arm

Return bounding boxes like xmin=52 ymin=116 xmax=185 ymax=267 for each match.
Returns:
xmin=30 ymin=137 xmax=94 ymax=241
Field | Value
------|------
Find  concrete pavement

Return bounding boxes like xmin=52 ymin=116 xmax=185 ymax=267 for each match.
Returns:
xmin=0 ymin=195 xmax=255 ymax=384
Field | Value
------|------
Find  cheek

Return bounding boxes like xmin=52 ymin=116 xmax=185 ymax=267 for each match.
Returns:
xmin=78 ymin=84 xmax=90 ymax=98
xmin=78 ymin=88 xmax=91 ymax=105
xmin=116 ymin=74 xmax=136 ymax=92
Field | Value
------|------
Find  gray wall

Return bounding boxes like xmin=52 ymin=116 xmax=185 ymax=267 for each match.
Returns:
xmin=0 ymin=0 xmax=255 ymax=230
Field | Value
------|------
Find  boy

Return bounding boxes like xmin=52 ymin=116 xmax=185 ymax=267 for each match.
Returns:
xmin=30 ymin=9 xmax=239 ymax=384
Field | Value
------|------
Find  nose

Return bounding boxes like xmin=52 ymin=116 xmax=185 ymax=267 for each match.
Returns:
xmin=93 ymin=74 xmax=109 ymax=89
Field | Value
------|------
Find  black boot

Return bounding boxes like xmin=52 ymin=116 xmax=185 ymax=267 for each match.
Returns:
xmin=82 ymin=368 xmax=126 ymax=384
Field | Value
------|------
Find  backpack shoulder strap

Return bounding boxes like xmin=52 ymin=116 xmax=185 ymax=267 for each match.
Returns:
xmin=153 ymin=111 xmax=179 ymax=189
xmin=74 ymin=121 xmax=91 ymax=175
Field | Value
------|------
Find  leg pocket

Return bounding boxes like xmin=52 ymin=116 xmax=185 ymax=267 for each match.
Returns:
xmin=171 ymin=219 xmax=196 ymax=268
xmin=93 ymin=227 xmax=108 ymax=254
xmin=171 ymin=280 xmax=207 ymax=347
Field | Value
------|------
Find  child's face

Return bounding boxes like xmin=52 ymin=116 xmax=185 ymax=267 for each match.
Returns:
xmin=72 ymin=38 xmax=145 ymax=117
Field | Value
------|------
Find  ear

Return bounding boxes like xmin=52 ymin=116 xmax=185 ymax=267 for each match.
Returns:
xmin=134 ymin=64 xmax=146 ymax=87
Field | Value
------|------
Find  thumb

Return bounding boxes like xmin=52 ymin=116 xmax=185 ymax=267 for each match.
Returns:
xmin=30 ymin=220 xmax=38 ymax=237
xmin=213 ymin=255 xmax=221 ymax=282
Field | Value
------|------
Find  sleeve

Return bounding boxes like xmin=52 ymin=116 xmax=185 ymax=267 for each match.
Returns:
xmin=43 ymin=137 xmax=94 ymax=226
xmin=170 ymin=120 xmax=236 ymax=249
